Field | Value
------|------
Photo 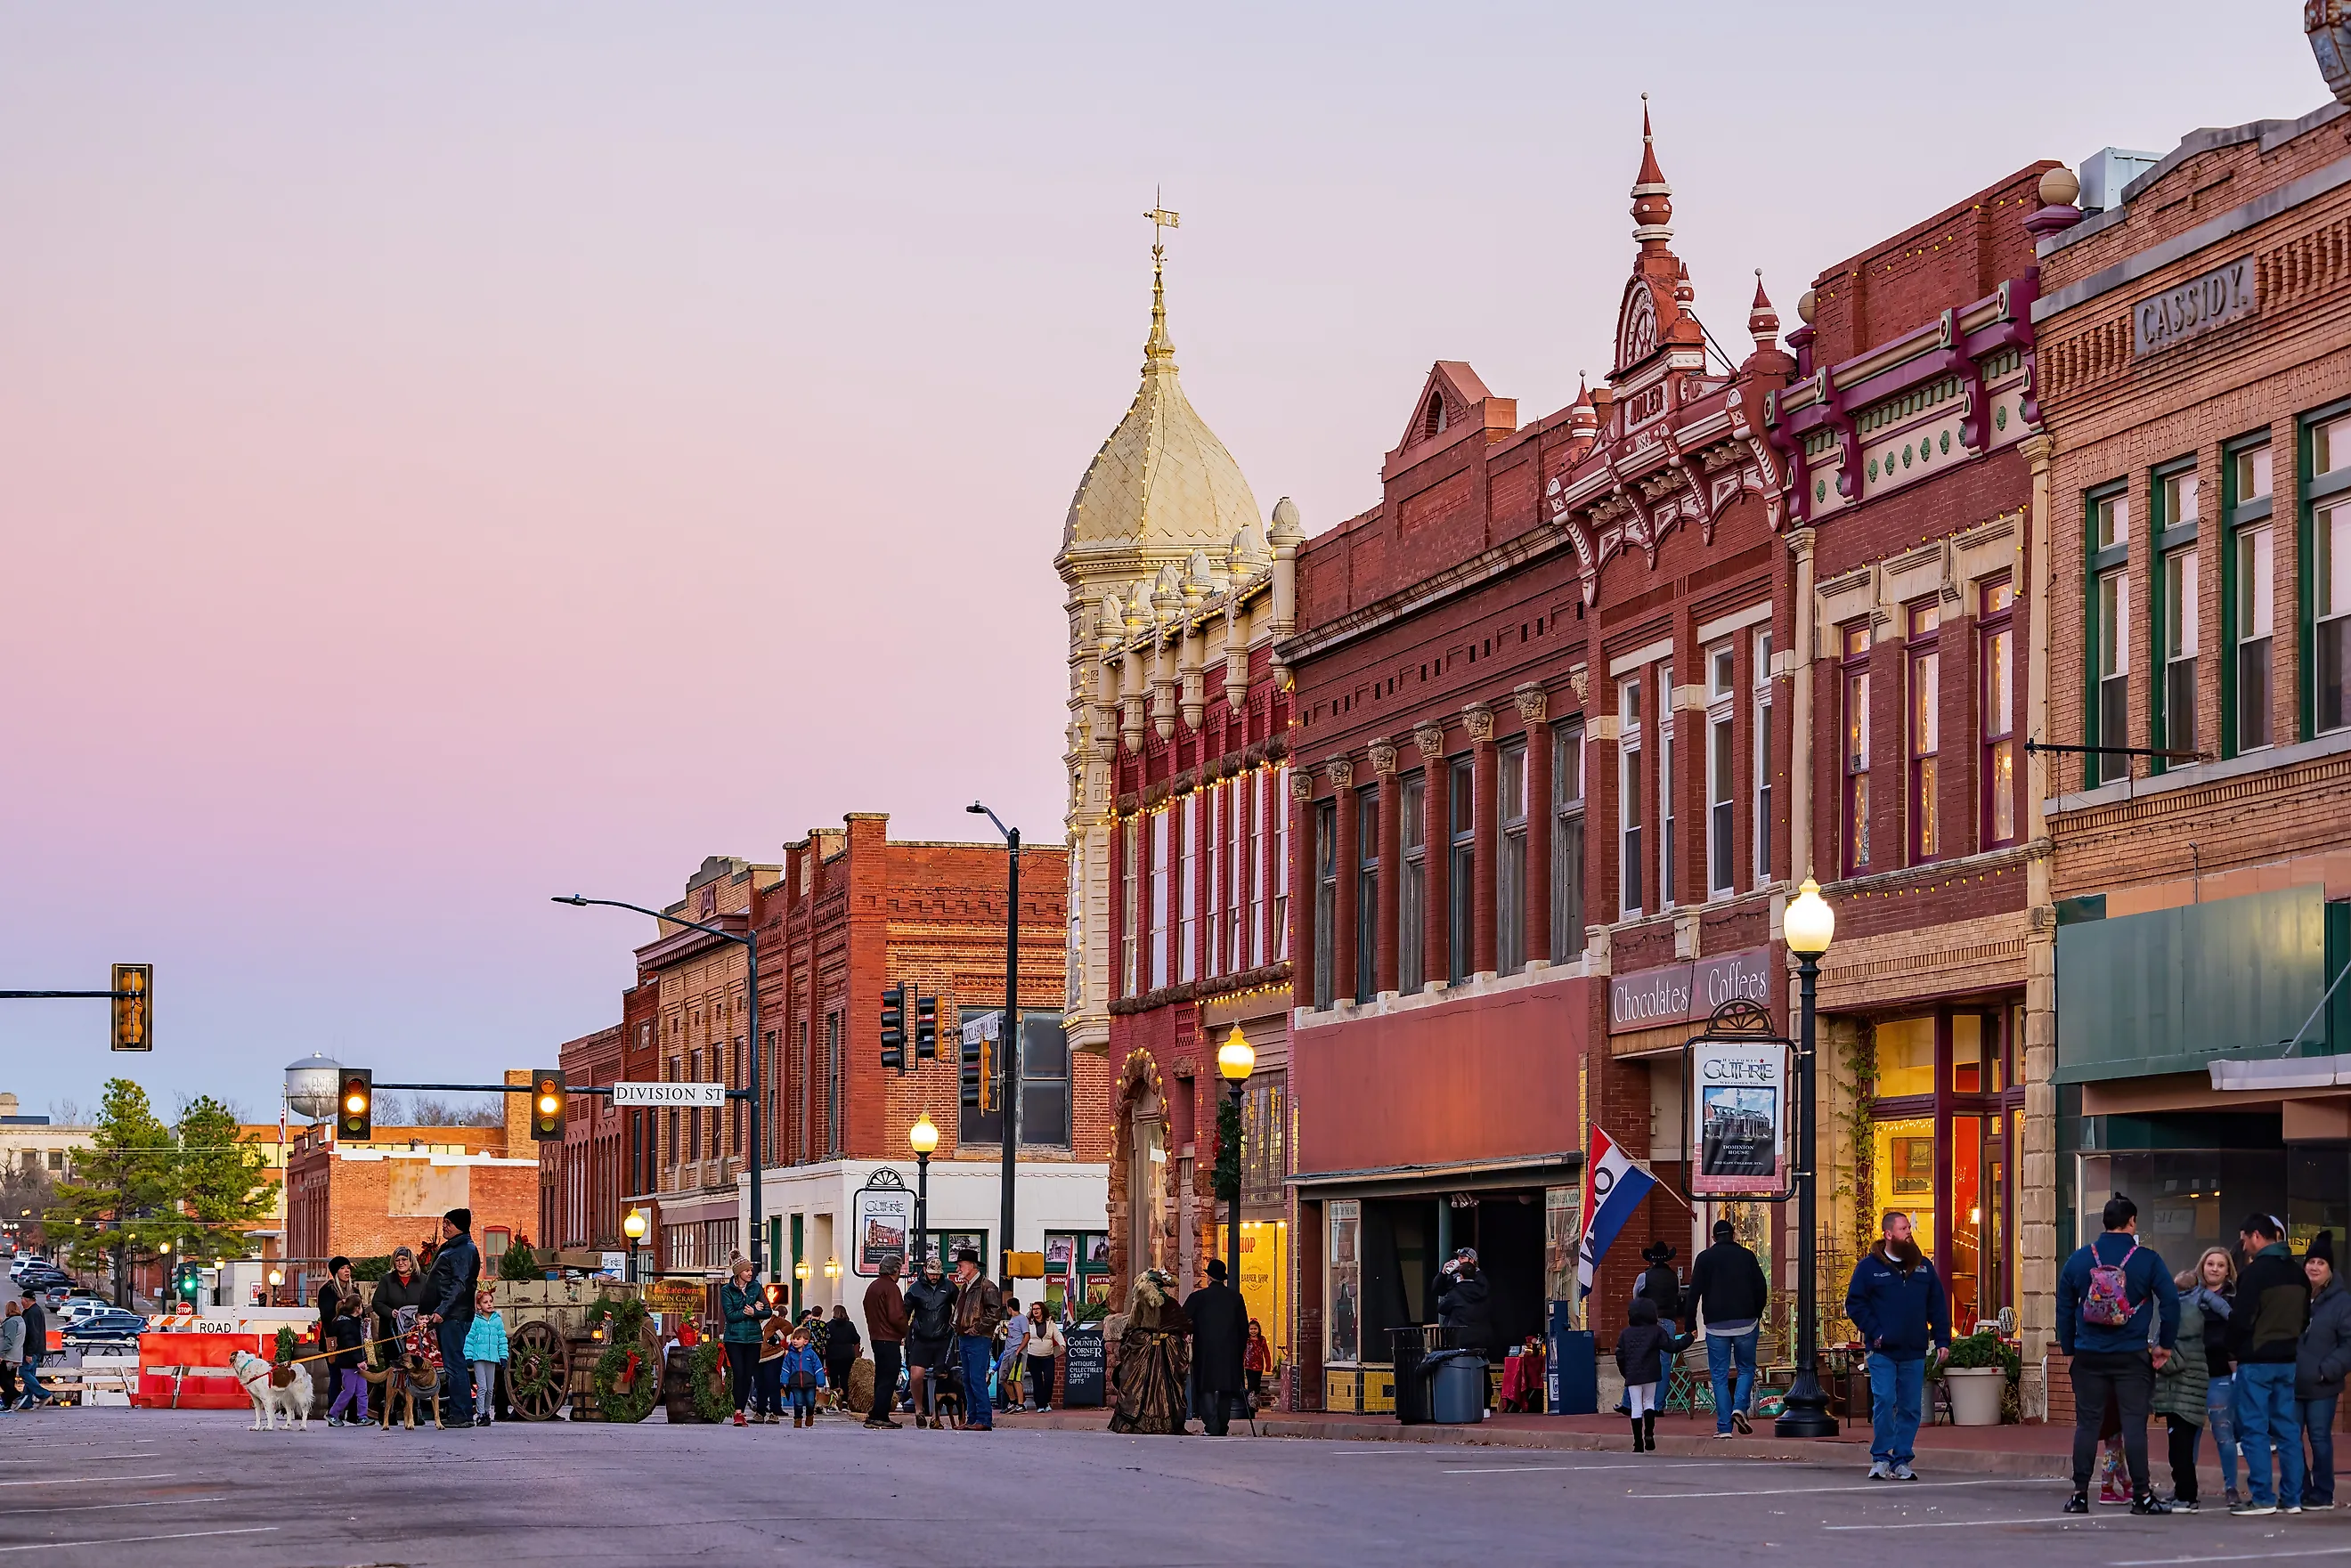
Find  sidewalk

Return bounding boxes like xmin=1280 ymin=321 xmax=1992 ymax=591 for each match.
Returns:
xmin=988 ymin=1404 xmax=2087 ymax=1477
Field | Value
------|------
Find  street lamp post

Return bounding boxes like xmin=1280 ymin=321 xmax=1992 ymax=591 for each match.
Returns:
xmin=556 ymin=895 xmax=765 ymax=1282
xmin=1217 ymin=1025 xmax=1255 ymax=1433
xmin=908 ymin=1114 xmax=938 ymax=1271
xmin=622 ymin=1208 xmax=648 ymax=1283
xmin=967 ymin=803 xmax=1021 ymax=1281
xmin=1775 ymin=877 xmax=1839 ymax=1439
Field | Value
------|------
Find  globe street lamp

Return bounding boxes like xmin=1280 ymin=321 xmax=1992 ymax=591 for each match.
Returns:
xmin=623 ymin=1208 xmax=648 ymax=1283
xmin=908 ymin=1114 xmax=939 ymax=1272
xmin=1775 ymin=877 xmax=1839 ymax=1440
xmin=1216 ymin=1023 xmax=1256 ymax=1426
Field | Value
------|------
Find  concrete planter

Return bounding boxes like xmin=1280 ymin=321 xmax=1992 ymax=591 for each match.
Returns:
xmin=1945 ymin=1366 xmax=2005 ymax=1426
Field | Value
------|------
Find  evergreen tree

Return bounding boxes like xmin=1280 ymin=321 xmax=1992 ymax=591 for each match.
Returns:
xmin=173 ymin=1095 xmax=271 ymax=1262
xmin=45 ymin=1078 xmax=175 ymax=1293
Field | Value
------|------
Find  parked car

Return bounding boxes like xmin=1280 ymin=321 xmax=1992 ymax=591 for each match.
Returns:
xmin=62 ymin=1310 xmax=146 ymax=1346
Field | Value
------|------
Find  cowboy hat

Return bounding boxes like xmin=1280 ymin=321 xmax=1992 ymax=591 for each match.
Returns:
xmin=1640 ymin=1242 xmax=1677 ymax=1264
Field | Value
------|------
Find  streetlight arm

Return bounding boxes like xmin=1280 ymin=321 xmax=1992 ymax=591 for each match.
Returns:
xmin=552 ymin=895 xmax=749 ymax=948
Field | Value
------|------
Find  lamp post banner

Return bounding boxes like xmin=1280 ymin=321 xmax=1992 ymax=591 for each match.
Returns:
xmin=1688 ymin=1038 xmax=1790 ymax=1198
xmin=611 ymin=1082 xmax=727 ymax=1108
xmin=853 ymin=1182 xmax=915 ymax=1276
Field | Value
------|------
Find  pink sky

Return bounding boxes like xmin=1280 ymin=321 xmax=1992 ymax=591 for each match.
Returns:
xmin=0 ymin=4 xmax=2327 ymax=1116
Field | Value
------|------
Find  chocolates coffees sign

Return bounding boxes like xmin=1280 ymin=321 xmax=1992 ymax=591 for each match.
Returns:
xmin=1607 ymin=946 xmax=1772 ymax=1034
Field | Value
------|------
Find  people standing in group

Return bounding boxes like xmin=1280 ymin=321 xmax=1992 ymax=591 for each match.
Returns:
xmin=720 ymin=1255 xmax=771 ymax=1428
xmin=2057 ymin=1195 xmax=2177 ymax=1515
xmin=0 ymin=1300 xmax=25 ymax=1412
xmin=2299 ymin=1231 xmax=2350 ymax=1509
xmin=1614 ymin=1297 xmax=1688 ymax=1452
xmin=2153 ymin=1250 xmax=2217 ymax=1510
xmin=862 ymin=1258 xmax=909 ymax=1430
xmin=995 ymin=1295 xmax=1028 ymax=1414
xmin=461 ymin=1283 xmax=508 ymax=1428
xmin=2183 ymin=1247 xmax=2243 ymax=1506
xmin=322 ymin=1296 xmax=370 ymax=1427
xmin=824 ymin=1303 xmax=860 ymax=1415
xmin=1107 ymin=1269 xmax=1191 ymax=1435
xmin=370 ymin=1245 xmax=429 ymax=1423
xmin=2230 ymin=1212 xmax=2312 ymax=1516
xmin=14 ymin=1294 xmax=51 ymax=1410
xmin=903 ymin=1255 xmax=956 ymax=1430
xmin=1185 ymin=1258 xmax=1248 ymax=1435
xmin=1688 ymin=1218 xmax=1769 ymax=1439
xmin=418 ymin=1208 xmax=481 ymax=1429
xmin=1846 ymin=1209 xmax=1952 ymax=1483
xmin=316 ymin=1256 xmax=356 ymax=1349
xmin=1633 ymin=1243 xmax=1681 ymax=1406
xmin=1023 ymin=1301 xmax=1063 ymax=1412
xmin=950 ymin=1248 xmax=1005 ymax=1432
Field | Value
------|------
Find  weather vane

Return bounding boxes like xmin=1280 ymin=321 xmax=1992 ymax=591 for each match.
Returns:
xmin=1144 ymin=187 xmax=1180 ymax=257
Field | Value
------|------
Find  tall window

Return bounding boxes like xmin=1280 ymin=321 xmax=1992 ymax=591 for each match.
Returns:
xmin=1981 ymin=579 xmax=2018 ymax=847
xmin=1657 ymin=663 xmax=1675 ymax=908
xmin=1120 ymin=819 xmax=1139 ymax=999
xmin=2152 ymin=464 xmax=2200 ymax=765
xmin=2087 ymin=487 xmax=2131 ymax=784
xmin=1908 ymin=602 xmax=1940 ymax=863
xmin=824 ymin=1011 xmax=842 ymax=1158
xmin=1705 ymin=642 xmax=1736 ymax=898
xmin=1448 ymin=757 xmax=1474 ymax=983
xmin=793 ymin=1022 xmax=808 ymax=1164
xmin=1355 ymin=785 xmax=1379 ymax=1003
xmin=1273 ymin=768 xmax=1291 ymax=962
xmin=1313 ymin=798 xmax=1337 ymax=1009
xmin=1841 ymin=624 xmax=1872 ymax=875
xmin=1399 ymin=771 xmax=1427 ymax=994
xmin=2312 ymin=412 xmax=2351 ymax=735
xmin=687 ymin=1049 xmax=703 ymax=1161
xmin=1498 ymin=740 xmax=1527 ymax=974
xmin=1619 ymin=676 xmax=1644 ymax=916
xmin=1753 ymin=630 xmax=1774 ymax=887
xmin=2225 ymin=441 xmax=2274 ymax=755
xmin=1227 ymin=778 xmax=1249 ymax=971
xmin=1204 ymin=784 xmax=1222 ymax=978
xmin=1178 ymin=794 xmax=1199 ymax=984
xmin=1150 ymin=809 xmax=1171 ymax=990
xmin=1551 ymin=725 xmax=1585 ymax=959
xmin=1020 ymin=1019 xmax=1071 ymax=1148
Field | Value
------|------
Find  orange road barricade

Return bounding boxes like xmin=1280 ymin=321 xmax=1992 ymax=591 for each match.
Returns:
xmin=134 ymin=1330 xmax=266 ymax=1410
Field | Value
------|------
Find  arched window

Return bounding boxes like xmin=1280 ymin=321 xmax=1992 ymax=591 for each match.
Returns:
xmin=1424 ymin=394 xmax=1447 ymax=440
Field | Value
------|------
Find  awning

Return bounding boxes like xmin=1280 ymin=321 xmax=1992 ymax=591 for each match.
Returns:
xmin=2209 ymin=1057 xmax=2351 ymax=1093
xmin=1288 ymin=1151 xmax=1580 ymax=1198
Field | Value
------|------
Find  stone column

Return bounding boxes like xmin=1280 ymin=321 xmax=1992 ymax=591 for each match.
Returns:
xmin=1330 ymin=756 xmax=1359 ymax=1004
xmin=1466 ymin=703 xmax=1499 ymax=979
xmin=1516 ymin=685 xmax=1553 ymax=965
xmin=1288 ymin=768 xmax=1316 ymax=1011
xmin=2018 ymin=431 xmax=2059 ymax=1419
xmin=1415 ymin=722 xmax=1450 ymax=987
xmin=1370 ymin=740 xmax=1401 ymax=996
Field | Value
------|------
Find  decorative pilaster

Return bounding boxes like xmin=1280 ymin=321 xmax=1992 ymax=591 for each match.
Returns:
xmin=2018 ymin=431 xmax=2058 ymax=1419
xmin=1288 ymin=768 xmax=1317 ymax=1011
xmin=1515 ymin=684 xmax=1553 ymax=967
xmin=1415 ymin=722 xmax=1450 ymax=987
xmin=1370 ymin=740 xmax=1402 ymax=995
xmin=1465 ymin=703 xmax=1499 ymax=979
xmin=1330 ymin=755 xmax=1359 ymax=1006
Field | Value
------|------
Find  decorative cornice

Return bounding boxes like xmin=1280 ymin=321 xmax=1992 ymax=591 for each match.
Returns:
xmin=1325 ymin=754 xmax=1356 ymax=790
xmin=1462 ymin=702 xmax=1496 ymax=745
xmin=1413 ymin=721 xmax=1447 ymax=761
xmin=1368 ymin=739 xmax=1400 ymax=776
xmin=1512 ymin=683 xmax=1549 ymax=727
xmin=1109 ymin=961 xmax=1294 ymax=1017
xmin=1289 ymin=768 xmax=1315 ymax=803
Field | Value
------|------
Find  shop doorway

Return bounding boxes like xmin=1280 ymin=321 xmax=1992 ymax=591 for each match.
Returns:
xmin=1350 ymin=1190 xmax=1544 ymax=1365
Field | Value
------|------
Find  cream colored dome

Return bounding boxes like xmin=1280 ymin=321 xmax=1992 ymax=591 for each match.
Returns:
xmin=1059 ymin=256 xmax=1261 ymax=565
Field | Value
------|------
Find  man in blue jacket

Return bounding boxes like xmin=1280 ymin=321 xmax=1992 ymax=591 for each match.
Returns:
xmin=2055 ymin=1194 xmax=2179 ymax=1515
xmin=1843 ymin=1209 xmax=1950 ymax=1481
xmin=419 ymin=1207 xmax=483 ymax=1430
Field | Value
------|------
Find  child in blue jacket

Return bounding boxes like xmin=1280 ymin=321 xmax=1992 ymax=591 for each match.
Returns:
xmin=779 ymin=1328 xmax=826 ymax=1428
xmin=462 ymin=1285 xmax=510 ymax=1428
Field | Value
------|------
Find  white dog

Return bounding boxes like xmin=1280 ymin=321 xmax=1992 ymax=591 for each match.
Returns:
xmin=229 ymin=1350 xmax=315 ymax=1432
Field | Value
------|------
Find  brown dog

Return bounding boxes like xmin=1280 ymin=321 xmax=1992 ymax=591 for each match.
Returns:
xmin=359 ymin=1352 xmax=443 ymax=1430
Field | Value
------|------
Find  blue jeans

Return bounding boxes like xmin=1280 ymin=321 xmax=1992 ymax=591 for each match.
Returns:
xmin=435 ymin=1319 xmax=475 ymax=1426
xmin=2209 ymin=1375 xmax=2241 ymax=1495
xmin=2302 ymin=1395 xmax=2339 ymax=1506
xmin=2237 ymin=1361 xmax=2305 ymax=1508
xmin=1706 ymin=1328 xmax=1758 ymax=1433
xmin=1867 ymin=1353 xmax=1925 ymax=1466
xmin=1659 ymin=1317 xmax=1678 ymax=1392
xmin=958 ymin=1336 xmax=996 ymax=1429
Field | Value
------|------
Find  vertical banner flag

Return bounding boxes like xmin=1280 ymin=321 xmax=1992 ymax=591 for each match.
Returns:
xmin=1576 ymin=1125 xmax=1658 ymax=1299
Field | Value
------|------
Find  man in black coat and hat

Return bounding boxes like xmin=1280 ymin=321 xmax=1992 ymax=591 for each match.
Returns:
xmin=1433 ymin=1247 xmax=1497 ymax=1355
xmin=1184 ymin=1258 xmax=1249 ymax=1434
xmin=419 ymin=1207 xmax=481 ymax=1428
xmin=1624 ymin=1242 xmax=1682 ymax=1410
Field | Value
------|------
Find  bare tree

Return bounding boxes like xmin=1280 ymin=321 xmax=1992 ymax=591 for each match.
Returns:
xmin=406 ymin=1095 xmax=505 ymax=1128
xmin=47 ymin=1098 xmax=89 ymax=1128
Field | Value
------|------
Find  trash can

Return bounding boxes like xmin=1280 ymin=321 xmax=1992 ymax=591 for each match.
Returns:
xmin=1425 ymin=1349 xmax=1487 ymax=1425
xmin=1391 ymin=1328 xmax=1440 ymax=1424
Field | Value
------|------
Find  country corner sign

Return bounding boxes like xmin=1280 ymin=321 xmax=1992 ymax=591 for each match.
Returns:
xmin=1686 ymin=1035 xmax=1791 ymax=1200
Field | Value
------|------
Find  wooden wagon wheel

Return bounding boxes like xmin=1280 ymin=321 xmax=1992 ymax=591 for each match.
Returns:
xmin=507 ymin=1320 xmax=569 ymax=1422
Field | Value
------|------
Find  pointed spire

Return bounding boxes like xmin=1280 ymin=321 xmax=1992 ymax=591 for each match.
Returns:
xmin=1143 ymin=244 xmax=1176 ymax=370
xmin=1566 ymin=371 xmax=1598 ymax=437
xmin=1631 ymin=93 xmax=1674 ymax=251
xmin=1748 ymin=270 xmax=1780 ymax=350
xmin=1635 ymin=94 xmax=1666 ymax=189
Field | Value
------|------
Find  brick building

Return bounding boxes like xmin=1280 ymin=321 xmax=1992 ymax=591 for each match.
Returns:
xmin=751 ymin=813 xmax=1099 ymax=1327
xmin=286 ymin=1071 xmax=542 ymax=1267
xmin=2037 ymin=32 xmax=2351 ymax=1295
xmin=541 ymin=1022 xmax=624 ymax=1256
xmin=1057 ymin=227 xmax=1301 ymax=1374
xmin=1761 ymin=163 xmax=2057 ymax=1385
xmin=1279 ymin=110 xmax=1797 ymax=1410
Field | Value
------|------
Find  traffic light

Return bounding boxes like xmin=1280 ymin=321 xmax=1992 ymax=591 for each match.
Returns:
xmin=915 ymin=994 xmax=939 ymax=1060
xmin=174 ymin=1260 xmax=202 ymax=1304
xmin=880 ymin=983 xmax=906 ymax=1074
xmin=530 ymin=1068 xmax=565 ymax=1141
xmin=960 ymin=1015 xmax=992 ymax=1111
xmin=110 ymin=963 xmax=152 ymax=1052
xmin=338 ymin=1068 xmax=373 ymax=1141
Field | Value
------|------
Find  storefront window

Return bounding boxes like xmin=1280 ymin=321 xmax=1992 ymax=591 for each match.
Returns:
xmin=1545 ymin=1185 xmax=1580 ymax=1304
xmin=1327 ymin=1200 xmax=1361 ymax=1365
xmin=1872 ymin=1116 xmax=1938 ymax=1260
xmin=1875 ymin=1018 xmax=1935 ymax=1098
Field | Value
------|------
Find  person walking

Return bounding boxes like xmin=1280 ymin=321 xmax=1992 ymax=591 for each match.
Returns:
xmin=1107 ymin=1269 xmax=1192 ymax=1435
xmin=2298 ymin=1231 xmax=2351 ymax=1509
xmin=1023 ymin=1301 xmax=1063 ymax=1412
xmin=2153 ymin=1254 xmax=2215 ymax=1510
xmin=0 ymin=1300 xmax=25 ymax=1412
xmin=824 ymin=1304 xmax=861 ymax=1415
xmin=1688 ymin=1217 xmax=1769 ymax=1438
xmin=1614 ymin=1297 xmax=1688 ymax=1452
xmin=719 ymin=1255 xmax=770 ymax=1428
xmin=1242 ymin=1320 xmax=1273 ymax=1415
xmin=14 ymin=1294 xmax=50 ymax=1410
xmin=862 ymin=1260 xmax=909 ymax=1429
xmin=2231 ymin=1212 xmax=2312 ymax=1517
xmin=462 ymin=1283 xmax=508 ymax=1428
xmin=1185 ymin=1258 xmax=1249 ymax=1435
xmin=995 ymin=1296 xmax=1028 ymax=1414
xmin=2056 ymin=1195 xmax=2178 ymax=1515
xmin=1633 ymin=1243 xmax=1681 ymax=1405
xmin=1844 ymin=1209 xmax=1952 ymax=1483
xmin=419 ymin=1208 xmax=481 ymax=1429
xmin=949 ymin=1249 xmax=1005 ymax=1432
xmin=904 ymin=1256 xmax=957 ymax=1429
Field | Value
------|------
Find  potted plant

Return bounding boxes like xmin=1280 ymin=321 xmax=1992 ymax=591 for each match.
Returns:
xmin=1938 ymin=1330 xmax=2019 ymax=1426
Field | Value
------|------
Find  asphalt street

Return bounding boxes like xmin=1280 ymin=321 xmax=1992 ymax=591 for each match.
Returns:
xmin=4 ymin=1408 xmax=2347 ymax=1567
